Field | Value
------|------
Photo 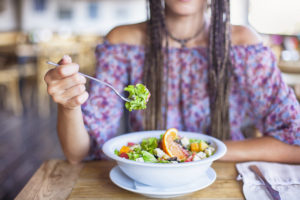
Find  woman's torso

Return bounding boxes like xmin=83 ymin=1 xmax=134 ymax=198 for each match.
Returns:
xmin=95 ymin=41 xmax=268 ymax=140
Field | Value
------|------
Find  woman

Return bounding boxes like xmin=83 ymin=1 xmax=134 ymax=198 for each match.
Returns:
xmin=44 ymin=0 xmax=300 ymax=164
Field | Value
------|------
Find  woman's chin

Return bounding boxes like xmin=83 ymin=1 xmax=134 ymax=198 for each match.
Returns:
xmin=165 ymin=0 xmax=204 ymax=17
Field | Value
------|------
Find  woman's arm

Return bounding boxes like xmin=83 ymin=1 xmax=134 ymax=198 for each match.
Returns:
xmin=57 ymin=105 xmax=90 ymax=164
xmin=44 ymin=55 xmax=90 ymax=164
xmin=231 ymin=26 xmax=300 ymax=164
xmin=221 ymin=136 xmax=300 ymax=163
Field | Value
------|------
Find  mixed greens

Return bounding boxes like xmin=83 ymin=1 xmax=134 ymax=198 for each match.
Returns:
xmin=124 ymin=84 xmax=150 ymax=111
xmin=114 ymin=135 xmax=215 ymax=163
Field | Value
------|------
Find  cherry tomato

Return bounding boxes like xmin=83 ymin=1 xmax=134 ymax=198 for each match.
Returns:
xmin=119 ymin=153 xmax=129 ymax=159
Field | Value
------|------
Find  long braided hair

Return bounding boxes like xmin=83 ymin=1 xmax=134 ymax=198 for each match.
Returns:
xmin=143 ymin=0 xmax=232 ymax=140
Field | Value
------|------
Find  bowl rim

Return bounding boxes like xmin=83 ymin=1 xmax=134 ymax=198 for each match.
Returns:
xmin=102 ymin=130 xmax=227 ymax=168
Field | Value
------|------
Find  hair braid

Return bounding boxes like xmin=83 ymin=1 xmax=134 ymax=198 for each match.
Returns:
xmin=143 ymin=0 xmax=165 ymax=130
xmin=208 ymin=0 xmax=232 ymax=140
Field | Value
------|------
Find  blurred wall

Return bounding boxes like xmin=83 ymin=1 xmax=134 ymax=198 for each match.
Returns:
xmin=0 ymin=0 xmax=250 ymax=35
xmin=231 ymin=0 xmax=249 ymax=25
xmin=0 ymin=0 xmax=17 ymax=31
xmin=249 ymin=0 xmax=300 ymax=35
xmin=20 ymin=0 xmax=147 ymax=35
xmin=0 ymin=0 xmax=147 ymax=35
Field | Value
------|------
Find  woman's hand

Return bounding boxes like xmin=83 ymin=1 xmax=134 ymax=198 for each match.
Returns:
xmin=44 ymin=55 xmax=89 ymax=109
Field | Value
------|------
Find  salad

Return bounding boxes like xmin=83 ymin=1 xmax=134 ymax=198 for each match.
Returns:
xmin=124 ymin=84 xmax=150 ymax=111
xmin=114 ymin=128 xmax=215 ymax=163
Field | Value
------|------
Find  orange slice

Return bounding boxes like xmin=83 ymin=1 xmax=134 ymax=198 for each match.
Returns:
xmin=162 ymin=128 xmax=188 ymax=160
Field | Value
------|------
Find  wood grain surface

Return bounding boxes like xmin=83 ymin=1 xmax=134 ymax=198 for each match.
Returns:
xmin=16 ymin=160 xmax=83 ymax=200
xmin=17 ymin=160 xmax=244 ymax=200
xmin=68 ymin=161 xmax=243 ymax=200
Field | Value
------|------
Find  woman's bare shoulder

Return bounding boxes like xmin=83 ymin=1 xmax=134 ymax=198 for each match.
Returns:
xmin=231 ymin=25 xmax=262 ymax=46
xmin=105 ymin=22 xmax=147 ymax=45
xmin=106 ymin=24 xmax=261 ymax=46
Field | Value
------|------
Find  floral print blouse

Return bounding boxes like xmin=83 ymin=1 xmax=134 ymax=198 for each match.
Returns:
xmin=82 ymin=40 xmax=300 ymax=159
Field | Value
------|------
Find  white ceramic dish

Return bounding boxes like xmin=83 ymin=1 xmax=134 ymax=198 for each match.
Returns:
xmin=102 ymin=130 xmax=226 ymax=187
xmin=110 ymin=165 xmax=216 ymax=198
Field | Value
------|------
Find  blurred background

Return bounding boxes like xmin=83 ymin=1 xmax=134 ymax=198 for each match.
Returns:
xmin=0 ymin=0 xmax=299 ymax=199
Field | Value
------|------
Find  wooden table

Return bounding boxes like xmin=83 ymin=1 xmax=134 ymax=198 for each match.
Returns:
xmin=16 ymin=160 xmax=244 ymax=200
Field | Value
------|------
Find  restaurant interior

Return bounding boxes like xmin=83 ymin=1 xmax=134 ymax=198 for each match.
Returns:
xmin=0 ymin=0 xmax=299 ymax=199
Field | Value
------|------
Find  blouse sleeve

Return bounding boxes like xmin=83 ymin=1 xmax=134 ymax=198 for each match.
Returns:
xmin=244 ymin=44 xmax=300 ymax=146
xmin=81 ymin=41 xmax=129 ymax=159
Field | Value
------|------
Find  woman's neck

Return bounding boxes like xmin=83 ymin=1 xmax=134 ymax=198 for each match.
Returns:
xmin=165 ymin=9 xmax=208 ymax=47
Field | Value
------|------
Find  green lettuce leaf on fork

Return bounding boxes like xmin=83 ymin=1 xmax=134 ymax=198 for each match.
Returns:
xmin=124 ymin=84 xmax=150 ymax=111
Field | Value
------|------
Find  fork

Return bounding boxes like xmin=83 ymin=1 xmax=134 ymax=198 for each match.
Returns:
xmin=47 ymin=61 xmax=131 ymax=102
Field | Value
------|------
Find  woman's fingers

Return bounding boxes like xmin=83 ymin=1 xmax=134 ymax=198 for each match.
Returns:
xmin=44 ymin=63 xmax=79 ymax=83
xmin=64 ymin=91 xmax=89 ymax=109
xmin=48 ymin=73 xmax=86 ymax=95
xmin=45 ymin=63 xmax=81 ymax=97
xmin=61 ymin=84 xmax=86 ymax=101
xmin=46 ymin=75 xmax=87 ymax=108
xmin=57 ymin=63 xmax=80 ymax=77
xmin=52 ymin=84 xmax=87 ymax=108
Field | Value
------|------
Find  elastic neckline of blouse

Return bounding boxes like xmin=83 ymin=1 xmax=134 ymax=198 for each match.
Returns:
xmin=101 ymin=39 xmax=264 ymax=51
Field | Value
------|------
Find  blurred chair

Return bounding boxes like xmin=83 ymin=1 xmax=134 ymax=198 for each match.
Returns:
xmin=0 ymin=32 xmax=25 ymax=116
xmin=0 ymin=32 xmax=20 ymax=46
xmin=18 ymin=61 xmax=37 ymax=112
xmin=0 ymin=32 xmax=38 ymax=115
xmin=0 ymin=64 xmax=23 ymax=116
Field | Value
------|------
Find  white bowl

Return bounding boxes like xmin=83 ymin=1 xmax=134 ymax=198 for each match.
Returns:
xmin=102 ymin=130 xmax=227 ymax=188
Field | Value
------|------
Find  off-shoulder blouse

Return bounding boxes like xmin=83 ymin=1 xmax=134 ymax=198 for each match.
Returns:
xmin=82 ymin=41 xmax=300 ymax=159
